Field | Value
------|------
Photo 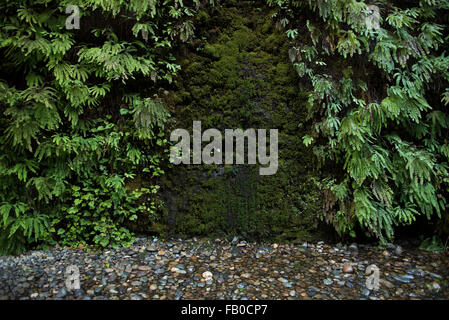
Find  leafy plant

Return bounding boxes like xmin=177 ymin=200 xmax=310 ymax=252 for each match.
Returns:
xmin=0 ymin=0 xmax=207 ymax=254
xmin=419 ymin=236 xmax=444 ymax=252
xmin=267 ymin=0 xmax=449 ymax=242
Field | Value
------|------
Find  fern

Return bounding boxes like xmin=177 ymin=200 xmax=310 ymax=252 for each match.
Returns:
xmin=267 ymin=0 xmax=449 ymax=242
xmin=0 ymin=0 xmax=202 ymax=254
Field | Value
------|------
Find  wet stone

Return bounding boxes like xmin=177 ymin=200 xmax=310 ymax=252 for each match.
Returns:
xmin=361 ymin=289 xmax=370 ymax=296
xmin=392 ymin=275 xmax=414 ymax=284
xmin=237 ymin=283 xmax=247 ymax=289
xmin=74 ymin=289 xmax=84 ymax=298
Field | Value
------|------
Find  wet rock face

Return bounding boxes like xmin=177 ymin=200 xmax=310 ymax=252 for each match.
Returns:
xmin=1 ymin=238 xmax=448 ymax=300
xmin=158 ymin=1 xmax=323 ymax=242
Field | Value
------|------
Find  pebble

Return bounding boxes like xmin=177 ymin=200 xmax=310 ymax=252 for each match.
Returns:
xmin=137 ymin=266 xmax=151 ymax=271
xmin=392 ymin=275 xmax=414 ymax=284
xmin=307 ymin=287 xmax=319 ymax=297
xmin=431 ymin=282 xmax=441 ymax=292
xmin=56 ymin=288 xmax=67 ymax=298
xmin=237 ymin=283 xmax=246 ymax=289
xmin=342 ymin=264 xmax=353 ymax=273
xmin=74 ymin=289 xmax=84 ymax=298
xmin=361 ymin=289 xmax=370 ymax=296
xmin=380 ymin=279 xmax=394 ymax=289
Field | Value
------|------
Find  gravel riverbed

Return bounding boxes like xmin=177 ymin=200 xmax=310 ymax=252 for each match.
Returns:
xmin=0 ymin=238 xmax=447 ymax=300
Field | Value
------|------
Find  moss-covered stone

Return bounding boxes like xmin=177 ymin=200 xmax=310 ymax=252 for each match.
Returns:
xmin=158 ymin=1 xmax=324 ymax=242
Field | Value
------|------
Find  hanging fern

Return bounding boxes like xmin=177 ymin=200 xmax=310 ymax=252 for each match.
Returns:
xmin=267 ymin=0 xmax=449 ymax=242
xmin=0 ymin=0 xmax=211 ymax=254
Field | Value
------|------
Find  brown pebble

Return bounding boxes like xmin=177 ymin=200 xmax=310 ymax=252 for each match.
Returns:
xmin=343 ymin=264 xmax=353 ymax=273
xmin=137 ymin=265 xmax=151 ymax=271
xmin=380 ymin=279 xmax=394 ymax=289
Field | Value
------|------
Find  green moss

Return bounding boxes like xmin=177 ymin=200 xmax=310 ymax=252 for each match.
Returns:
xmin=159 ymin=1 xmax=323 ymax=242
xmin=196 ymin=10 xmax=210 ymax=24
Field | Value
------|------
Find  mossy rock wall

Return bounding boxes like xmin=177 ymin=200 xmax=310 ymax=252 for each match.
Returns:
xmin=158 ymin=1 xmax=325 ymax=242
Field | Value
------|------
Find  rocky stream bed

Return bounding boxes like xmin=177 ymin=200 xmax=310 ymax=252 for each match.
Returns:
xmin=0 ymin=238 xmax=447 ymax=300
